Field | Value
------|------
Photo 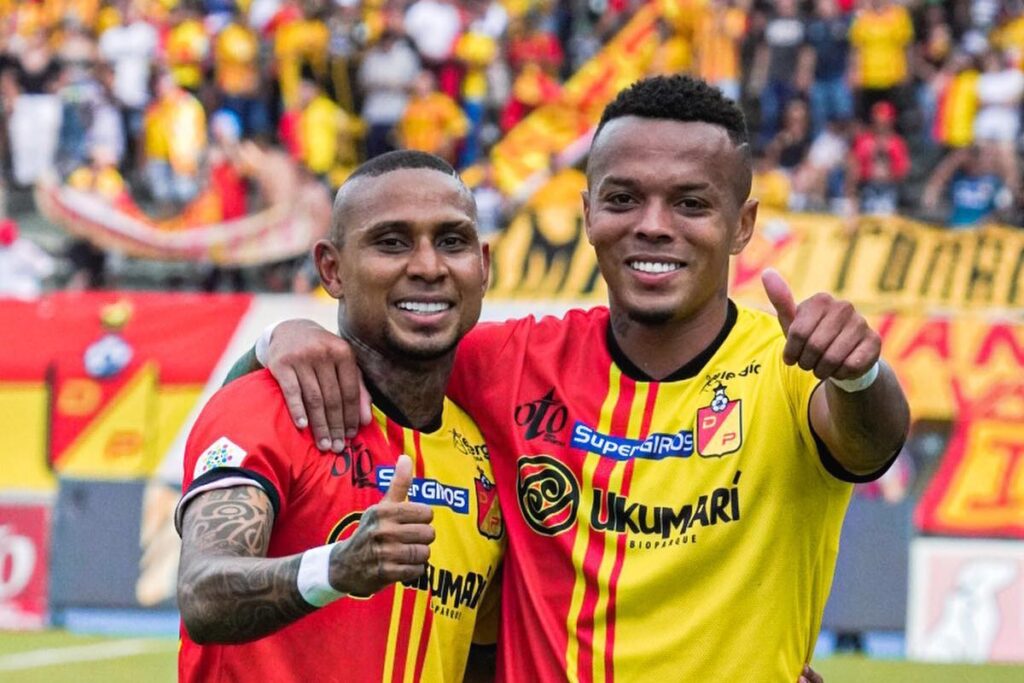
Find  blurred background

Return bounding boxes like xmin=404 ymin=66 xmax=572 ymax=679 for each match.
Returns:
xmin=0 ymin=0 xmax=1022 ymax=680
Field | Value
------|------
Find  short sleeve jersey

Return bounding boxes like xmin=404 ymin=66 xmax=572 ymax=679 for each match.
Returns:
xmin=176 ymin=371 xmax=504 ymax=683
xmin=447 ymin=302 xmax=887 ymax=682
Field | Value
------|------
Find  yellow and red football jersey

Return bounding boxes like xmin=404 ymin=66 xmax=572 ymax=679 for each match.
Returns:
xmin=449 ymin=302 xmax=887 ymax=681
xmin=177 ymin=371 xmax=503 ymax=683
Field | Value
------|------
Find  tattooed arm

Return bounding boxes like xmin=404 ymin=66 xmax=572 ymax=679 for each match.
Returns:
xmin=177 ymin=486 xmax=316 ymax=644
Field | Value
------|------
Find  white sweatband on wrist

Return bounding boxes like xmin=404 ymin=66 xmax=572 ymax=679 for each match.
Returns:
xmin=828 ymin=361 xmax=880 ymax=393
xmin=297 ymin=543 xmax=345 ymax=607
xmin=254 ymin=322 xmax=279 ymax=367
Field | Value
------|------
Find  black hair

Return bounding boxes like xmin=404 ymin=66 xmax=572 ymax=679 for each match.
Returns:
xmin=331 ymin=151 xmax=468 ymax=243
xmin=595 ymin=75 xmax=749 ymax=148
xmin=345 ymin=150 xmax=459 ymax=183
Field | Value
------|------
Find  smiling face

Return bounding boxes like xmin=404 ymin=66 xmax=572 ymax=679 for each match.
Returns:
xmin=315 ymin=168 xmax=489 ymax=362
xmin=584 ymin=117 xmax=757 ymax=326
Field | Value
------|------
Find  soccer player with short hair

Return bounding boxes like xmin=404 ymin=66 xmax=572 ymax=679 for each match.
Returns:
xmin=251 ymin=76 xmax=908 ymax=681
xmin=175 ymin=151 xmax=503 ymax=682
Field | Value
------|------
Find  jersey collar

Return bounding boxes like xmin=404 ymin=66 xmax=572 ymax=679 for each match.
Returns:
xmin=605 ymin=300 xmax=738 ymax=383
xmin=364 ymin=376 xmax=444 ymax=434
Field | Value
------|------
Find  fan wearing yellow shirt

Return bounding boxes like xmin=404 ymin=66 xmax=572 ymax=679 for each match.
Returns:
xmin=849 ymin=0 xmax=913 ymax=123
xmin=294 ymin=70 xmax=361 ymax=182
xmin=214 ymin=9 xmax=268 ymax=138
xmin=273 ymin=4 xmax=330 ymax=112
xmin=143 ymin=71 xmax=208 ymax=208
xmin=166 ymin=4 xmax=210 ymax=95
xmin=397 ymin=71 xmax=469 ymax=165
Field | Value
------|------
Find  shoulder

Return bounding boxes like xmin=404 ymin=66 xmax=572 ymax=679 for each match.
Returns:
xmin=732 ymin=304 xmax=786 ymax=352
xmin=189 ymin=370 xmax=300 ymax=450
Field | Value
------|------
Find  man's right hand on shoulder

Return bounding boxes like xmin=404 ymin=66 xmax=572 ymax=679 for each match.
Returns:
xmin=330 ymin=455 xmax=435 ymax=596
xmin=263 ymin=319 xmax=371 ymax=452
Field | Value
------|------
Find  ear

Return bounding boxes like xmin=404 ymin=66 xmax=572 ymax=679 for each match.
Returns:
xmin=582 ymin=190 xmax=593 ymax=245
xmin=730 ymin=199 xmax=758 ymax=255
xmin=480 ymin=242 xmax=491 ymax=293
xmin=314 ymin=240 xmax=345 ymax=299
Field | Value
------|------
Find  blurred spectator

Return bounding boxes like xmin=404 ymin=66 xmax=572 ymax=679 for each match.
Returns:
xmin=973 ymin=49 xmax=1023 ymax=201
xmin=930 ymin=51 xmax=979 ymax=150
xmin=99 ymin=1 xmax=159 ymax=173
xmin=403 ymin=0 xmax=463 ymax=97
xmin=849 ymin=0 xmax=914 ymax=123
xmin=692 ymin=0 xmax=747 ymax=102
xmin=358 ymin=29 xmax=420 ymax=158
xmin=57 ymin=49 xmax=125 ymax=177
xmin=751 ymin=151 xmax=792 ymax=211
xmin=455 ymin=25 xmax=500 ymax=166
xmin=922 ymin=145 xmax=1010 ymax=228
xmin=752 ymin=0 xmax=808 ymax=147
xmin=793 ymin=116 xmax=850 ymax=211
xmin=67 ymin=144 xmax=130 ymax=205
xmin=272 ymin=0 xmax=330 ymax=114
xmin=165 ymin=3 xmax=210 ymax=96
xmin=847 ymin=101 xmax=909 ymax=215
xmin=803 ymin=0 xmax=852 ymax=137
xmin=464 ymin=160 xmax=507 ymax=237
xmin=286 ymin=68 xmax=362 ymax=183
xmin=143 ymin=71 xmax=207 ymax=209
xmin=501 ymin=61 xmax=560 ymax=131
xmin=0 ymin=218 xmax=55 ymax=299
xmin=3 ymin=27 xmax=63 ymax=186
xmin=208 ymin=110 xmax=247 ymax=222
xmin=765 ymin=98 xmax=812 ymax=174
xmin=397 ymin=70 xmax=469 ymax=164
xmin=213 ymin=9 xmax=268 ymax=138
xmin=324 ymin=0 xmax=370 ymax=114
xmin=912 ymin=3 xmax=952 ymax=142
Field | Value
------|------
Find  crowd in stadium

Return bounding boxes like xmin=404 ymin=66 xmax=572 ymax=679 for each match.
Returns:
xmin=0 ymin=0 xmax=1022 ymax=296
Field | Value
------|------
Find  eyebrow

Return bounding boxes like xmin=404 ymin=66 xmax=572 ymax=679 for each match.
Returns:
xmin=599 ymin=176 xmax=714 ymax=193
xmin=362 ymin=218 xmax=476 ymax=235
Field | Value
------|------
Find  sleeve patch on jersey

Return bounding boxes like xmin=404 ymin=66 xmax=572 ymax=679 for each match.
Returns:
xmin=194 ymin=437 xmax=248 ymax=478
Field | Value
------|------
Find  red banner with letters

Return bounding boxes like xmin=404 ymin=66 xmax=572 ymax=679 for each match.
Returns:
xmin=0 ymin=502 xmax=50 ymax=629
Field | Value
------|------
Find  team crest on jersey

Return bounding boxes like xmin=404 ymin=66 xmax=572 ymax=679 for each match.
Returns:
xmin=696 ymin=383 xmax=743 ymax=458
xmin=517 ymin=455 xmax=579 ymax=536
xmin=474 ymin=470 xmax=503 ymax=540
xmin=193 ymin=436 xmax=247 ymax=478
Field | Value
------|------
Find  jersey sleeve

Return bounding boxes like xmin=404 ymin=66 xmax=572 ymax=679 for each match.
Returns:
xmin=174 ymin=371 xmax=305 ymax=534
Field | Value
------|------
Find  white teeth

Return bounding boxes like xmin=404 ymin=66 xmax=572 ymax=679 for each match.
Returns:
xmin=397 ymin=301 xmax=451 ymax=313
xmin=629 ymin=261 xmax=681 ymax=274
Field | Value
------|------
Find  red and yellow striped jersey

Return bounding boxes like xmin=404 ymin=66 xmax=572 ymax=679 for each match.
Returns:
xmin=449 ymin=302 xmax=875 ymax=682
xmin=176 ymin=370 xmax=503 ymax=683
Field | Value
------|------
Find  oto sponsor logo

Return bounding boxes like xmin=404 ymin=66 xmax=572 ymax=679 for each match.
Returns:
xmin=403 ymin=563 xmax=490 ymax=619
xmin=515 ymin=389 xmax=568 ymax=443
xmin=517 ymin=455 xmax=579 ymax=536
xmin=331 ymin=439 xmax=376 ymax=488
xmin=375 ymin=467 xmax=469 ymax=514
xmin=570 ymin=422 xmax=694 ymax=460
xmin=592 ymin=471 xmax=742 ymax=548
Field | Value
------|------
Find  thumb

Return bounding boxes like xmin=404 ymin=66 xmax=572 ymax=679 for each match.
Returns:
xmin=761 ymin=268 xmax=797 ymax=334
xmin=383 ymin=454 xmax=414 ymax=503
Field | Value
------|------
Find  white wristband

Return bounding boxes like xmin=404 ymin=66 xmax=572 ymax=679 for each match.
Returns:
xmin=254 ymin=322 xmax=279 ymax=367
xmin=297 ymin=543 xmax=346 ymax=607
xmin=828 ymin=361 xmax=880 ymax=393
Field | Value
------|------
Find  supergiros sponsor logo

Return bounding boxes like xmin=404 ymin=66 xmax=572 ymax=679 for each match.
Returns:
xmin=375 ymin=467 xmax=469 ymax=514
xmin=592 ymin=471 xmax=743 ymax=548
xmin=570 ymin=422 xmax=694 ymax=460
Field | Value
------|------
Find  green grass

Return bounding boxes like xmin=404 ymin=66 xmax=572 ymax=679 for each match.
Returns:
xmin=2 ymin=630 xmax=1024 ymax=681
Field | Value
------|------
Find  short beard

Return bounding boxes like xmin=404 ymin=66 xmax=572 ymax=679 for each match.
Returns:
xmin=382 ymin=327 xmax=458 ymax=362
xmin=625 ymin=307 xmax=675 ymax=326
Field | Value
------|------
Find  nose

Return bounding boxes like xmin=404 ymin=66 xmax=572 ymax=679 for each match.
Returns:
xmin=633 ymin=200 xmax=674 ymax=244
xmin=406 ymin=239 xmax=447 ymax=282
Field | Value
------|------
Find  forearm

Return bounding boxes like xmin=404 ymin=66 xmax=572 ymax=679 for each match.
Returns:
xmin=178 ymin=552 xmax=316 ymax=644
xmin=223 ymin=346 xmax=262 ymax=385
xmin=816 ymin=362 xmax=910 ymax=474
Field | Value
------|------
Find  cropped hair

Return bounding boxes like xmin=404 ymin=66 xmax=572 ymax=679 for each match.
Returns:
xmin=595 ymin=75 xmax=749 ymax=148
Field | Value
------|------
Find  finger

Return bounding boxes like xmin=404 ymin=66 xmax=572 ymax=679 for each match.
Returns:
xmin=338 ymin=359 xmax=362 ymax=441
xmin=832 ymin=335 xmax=882 ymax=381
xmin=274 ymin=365 xmax=309 ymax=430
xmin=314 ymin=364 xmax=347 ymax=452
xmin=387 ymin=522 xmax=436 ymax=546
xmin=797 ymin=302 xmax=855 ymax=375
xmin=782 ymin=296 xmax=828 ymax=366
xmin=811 ymin=317 xmax=864 ymax=380
xmin=384 ymin=503 xmax=434 ymax=525
xmin=358 ymin=370 xmax=372 ymax=427
xmin=383 ymin=454 xmax=414 ymax=503
xmin=381 ymin=542 xmax=431 ymax=565
xmin=296 ymin=366 xmax=331 ymax=451
xmin=761 ymin=268 xmax=798 ymax=335
xmin=381 ymin=562 xmax=428 ymax=584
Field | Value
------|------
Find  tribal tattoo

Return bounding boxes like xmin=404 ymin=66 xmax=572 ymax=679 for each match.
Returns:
xmin=178 ymin=486 xmax=317 ymax=644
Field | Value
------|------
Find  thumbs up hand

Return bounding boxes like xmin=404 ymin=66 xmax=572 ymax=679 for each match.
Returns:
xmin=329 ymin=455 xmax=435 ymax=597
xmin=761 ymin=269 xmax=881 ymax=382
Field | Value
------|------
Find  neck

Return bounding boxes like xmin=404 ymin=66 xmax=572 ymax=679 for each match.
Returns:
xmin=344 ymin=333 xmax=452 ymax=432
xmin=609 ymin=292 xmax=730 ymax=380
